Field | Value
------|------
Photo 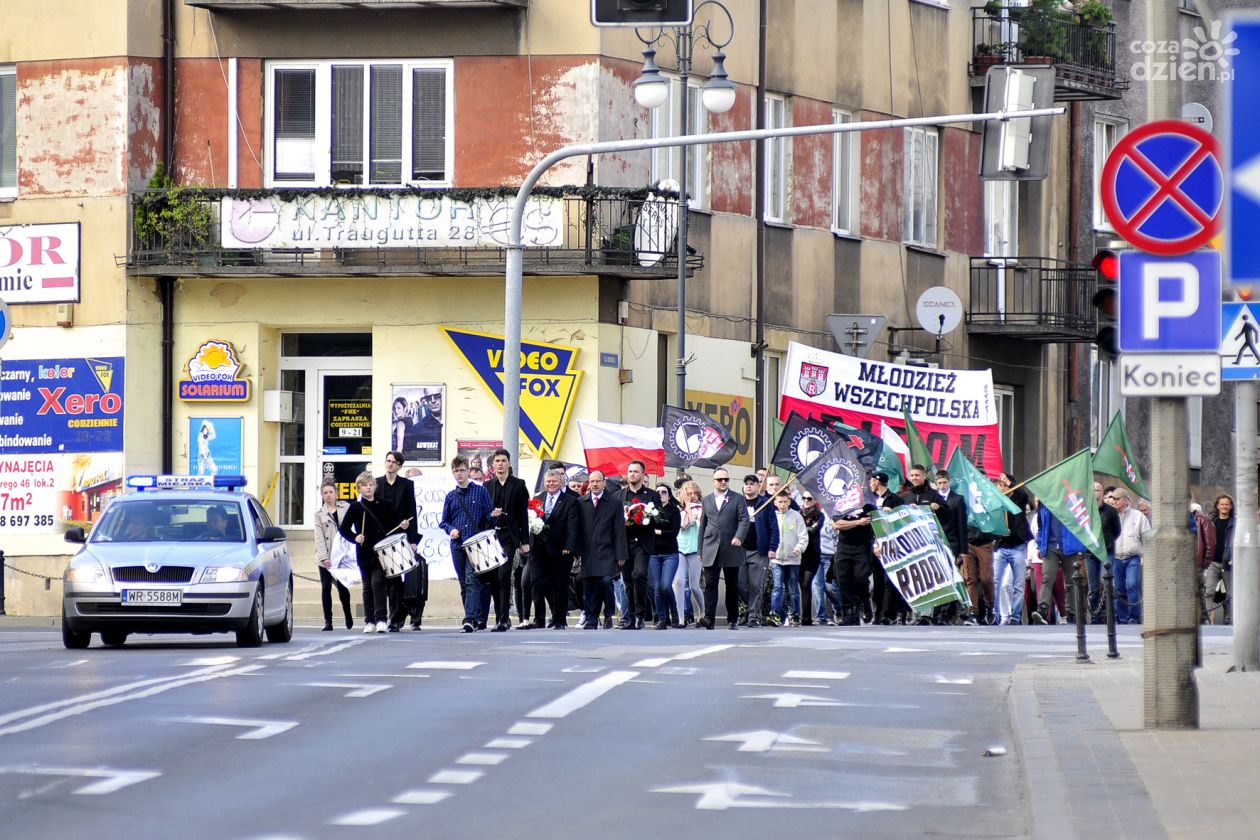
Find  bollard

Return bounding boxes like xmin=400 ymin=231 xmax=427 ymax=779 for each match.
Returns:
xmin=1073 ymin=557 xmax=1090 ymax=662
xmin=1103 ymin=560 xmax=1119 ymax=659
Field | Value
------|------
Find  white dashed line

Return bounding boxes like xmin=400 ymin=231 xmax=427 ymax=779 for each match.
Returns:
xmin=672 ymin=644 xmax=733 ymax=661
xmin=392 ymin=789 xmax=452 ymax=805
xmin=883 ymin=647 xmax=929 ymax=653
xmin=485 ymin=737 xmax=531 ymax=749
xmin=428 ymin=769 xmax=484 ymax=785
xmin=509 ymin=722 xmax=553 ymax=736
xmin=407 ymin=661 xmax=485 ymax=670
xmin=934 ymin=675 xmax=974 ymax=685
xmin=456 ymin=752 xmax=507 ymax=766
xmin=302 ymin=682 xmax=392 ymax=698
xmin=526 ymin=671 xmax=638 ymax=719
xmin=735 ymin=682 xmax=830 ymax=689
xmin=330 ymin=808 xmax=406 ymax=826
xmin=783 ymin=670 xmax=849 ymax=680
xmin=633 ymin=658 xmax=671 ymax=668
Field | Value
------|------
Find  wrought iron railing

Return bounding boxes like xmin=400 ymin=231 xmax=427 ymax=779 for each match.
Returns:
xmin=124 ymin=188 xmax=701 ymax=277
xmin=971 ymin=5 xmax=1127 ymax=94
xmin=967 ymin=255 xmax=1096 ymax=340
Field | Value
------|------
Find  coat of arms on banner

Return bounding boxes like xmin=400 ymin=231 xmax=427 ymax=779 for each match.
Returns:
xmin=799 ymin=362 xmax=829 ymax=397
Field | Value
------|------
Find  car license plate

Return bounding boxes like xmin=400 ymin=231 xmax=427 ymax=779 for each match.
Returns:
xmin=121 ymin=589 xmax=183 ymax=606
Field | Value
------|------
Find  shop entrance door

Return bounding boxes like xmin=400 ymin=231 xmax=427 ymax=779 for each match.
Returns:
xmin=316 ymin=371 xmax=373 ymax=510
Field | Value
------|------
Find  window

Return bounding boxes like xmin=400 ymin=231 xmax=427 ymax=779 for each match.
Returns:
xmin=1 ymin=66 xmax=15 ymax=197
xmin=764 ymin=94 xmax=789 ymax=222
xmin=266 ymin=60 xmax=453 ymax=187
xmin=1091 ymin=348 xmax=1120 ymax=447
xmin=1093 ymin=117 xmax=1128 ymax=230
xmin=1178 ymin=0 xmax=1199 ymax=15
xmin=994 ymin=385 xmax=1015 ymax=473
xmin=649 ymin=77 xmax=708 ymax=209
xmin=831 ymin=110 xmax=858 ymax=234
xmin=983 ymin=180 xmax=1019 ymax=257
xmin=903 ymin=126 xmax=938 ymax=247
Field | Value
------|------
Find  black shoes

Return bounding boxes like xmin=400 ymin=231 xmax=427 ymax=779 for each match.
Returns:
xmin=462 ymin=620 xmax=475 ymax=633
xmin=603 ymin=616 xmax=614 ymax=629
xmin=491 ymin=623 xmax=508 ymax=632
xmin=728 ymin=621 xmax=739 ymax=630
xmin=654 ymin=621 xmax=668 ymax=630
xmin=322 ymin=622 xmax=334 ymax=631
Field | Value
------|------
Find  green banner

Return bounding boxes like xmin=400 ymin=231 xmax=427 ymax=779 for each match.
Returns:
xmin=871 ymin=505 xmax=971 ymax=613
xmin=1023 ymin=448 xmax=1107 ymax=563
xmin=946 ymin=448 xmax=1018 ymax=537
xmin=1093 ymin=413 xmax=1149 ymax=500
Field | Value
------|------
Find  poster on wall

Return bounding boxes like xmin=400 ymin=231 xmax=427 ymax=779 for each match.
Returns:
xmin=0 ymin=453 xmax=124 ymax=536
xmin=390 ymin=384 xmax=444 ymax=465
xmin=410 ymin=472 xmax=457 ymax=581
xmin=0 ymin=357 xmax=124 ymax=453
xmin=188 ymin=417 xmax=243 ymax=476
xmin=457 ymin=439 xmax=503 ymax=478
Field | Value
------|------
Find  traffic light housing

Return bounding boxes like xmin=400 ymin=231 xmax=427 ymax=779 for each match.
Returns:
xmin=591 ymin=0 xmax=693 ymax=27
xmin=1091 ymin=248 xmax=1120 ymax=356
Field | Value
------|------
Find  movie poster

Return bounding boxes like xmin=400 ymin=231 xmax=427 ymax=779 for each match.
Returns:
xmin=188 ymin=417 xmax=243 ymax=476
xmin=389 ymin=384 xmax=444 ymax=465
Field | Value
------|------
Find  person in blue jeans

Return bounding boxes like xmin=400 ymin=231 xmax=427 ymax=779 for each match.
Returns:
xmin=647 ymin=484 xmax=681 ymax=629
xmin=768 ymin=492 xmax=808 ymax=626
xmin=1112 ymin=488 xmax=1152 ymax=624
xmin=814 ymin=509 xmax=844 ymax=624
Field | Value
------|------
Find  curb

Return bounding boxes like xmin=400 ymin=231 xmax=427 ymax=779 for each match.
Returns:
xmin=1006 ymin=668 xmax=1073 ymax=840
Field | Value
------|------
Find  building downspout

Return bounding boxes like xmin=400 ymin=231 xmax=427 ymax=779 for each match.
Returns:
xmin=160 ymin=0 xmax=176 ymax=473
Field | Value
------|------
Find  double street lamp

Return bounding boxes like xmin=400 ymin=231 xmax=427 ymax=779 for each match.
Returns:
xmin=630 ymin=0 xmax=736 ymax=407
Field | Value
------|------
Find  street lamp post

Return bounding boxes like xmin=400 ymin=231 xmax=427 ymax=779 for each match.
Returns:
xmin=631 ymin=0 xmax=736 ymax=407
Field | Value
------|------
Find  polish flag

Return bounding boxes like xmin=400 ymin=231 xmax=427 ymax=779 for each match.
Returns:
xmin=879 ymin=421 xmax=911 ymax=478
xmin=577 ymin=419 xmax=666 ymax=477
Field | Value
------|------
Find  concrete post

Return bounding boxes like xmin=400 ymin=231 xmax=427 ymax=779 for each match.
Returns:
xmin=1234 ymin=381 xmax=1260 ymax=670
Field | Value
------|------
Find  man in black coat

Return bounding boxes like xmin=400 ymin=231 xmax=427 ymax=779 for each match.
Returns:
xmin=930 ymin=468 xmax=969 ymax=625
xmin=869 ymin=471 xmax=910 ymax=623
xmin=576 ymin=470 xmax=627 ymax=629
xmin=375 ymin=452 xmax=419 ymax=632
xmin=487 ymin=448 xmax=530 ymax=632
xmin=621 ymin=459 xmax=657 ymax=629
xmin=529 ymin=466 xmax=581 ymax=628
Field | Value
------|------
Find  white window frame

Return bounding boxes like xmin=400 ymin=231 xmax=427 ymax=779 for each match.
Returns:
xmin=0 ymin=65 xmax=16 ymax=199
xmin=1091 ymin=347 xmax=1121 ymax=447
xmin=649 ymin=76 xmax=708 ymax=210
xmin=983 ymin=179 xmax=1019 ymax=257
xmin=903 ymin=126 xmax=939 ymax=247
xmin=764 ymin=93 xmax=789 ymax=223
xmin=1093 ymin=116 xmax=1128 ymax=231
xmin=994 ymin=384 xmax=1015 ymax=472
xmin=831 ymin=109 xmax=859 ymax=235
xmin=264 ymin=59 xmax=454 ymax=189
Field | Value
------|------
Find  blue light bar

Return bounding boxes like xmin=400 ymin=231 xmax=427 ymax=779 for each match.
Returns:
xmin=126 ymin=475 xmax=248 ymax=492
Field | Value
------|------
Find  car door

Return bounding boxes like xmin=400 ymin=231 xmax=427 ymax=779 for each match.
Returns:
xmin=248 ymin=498 xmax=287 ymax=619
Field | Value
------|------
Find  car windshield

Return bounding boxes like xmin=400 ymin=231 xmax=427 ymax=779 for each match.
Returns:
xmin=91 ymin=499 xmax=247 ymax=544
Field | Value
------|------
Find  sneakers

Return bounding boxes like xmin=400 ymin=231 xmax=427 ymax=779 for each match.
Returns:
xmin=654 ymin=621 xmax=668 ymax=630
xmin=1030 ymin=610 xmax=1047 ymax=625
xmin=764 ymin=614 xmax=781 ymax=627
xmin=462 ymin=620 xmax=476 ymax=633
xmin=962 ymin=614 xmax=978 ymax=626
xmin=363 ymin=622 xmax=376 ymax=634
xmin=375 ymin=623 xmax=388 ymax=634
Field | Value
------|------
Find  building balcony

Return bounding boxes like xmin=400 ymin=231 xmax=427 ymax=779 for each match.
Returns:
xmin=966 ymin=256 xmax=1096 ymax=342
xmin=122 ymin=187 xmax=699 ymax=281
xmin=184 ymin=0 xmax=525 ymax=10
xmin=970 ymin=5 xmax=1128 ymax=101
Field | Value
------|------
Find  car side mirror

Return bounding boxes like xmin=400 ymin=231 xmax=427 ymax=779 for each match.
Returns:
xmin=260 ymin=526 xmax=288 ymax=543
xmin=64 ymin=527 xmax=86 ymax=543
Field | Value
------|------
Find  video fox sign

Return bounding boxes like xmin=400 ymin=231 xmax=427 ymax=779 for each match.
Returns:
xmin=0 ymin=223 xmax=81 ymax=304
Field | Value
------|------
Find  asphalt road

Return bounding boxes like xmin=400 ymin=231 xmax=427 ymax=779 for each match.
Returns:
xmin=0 ymin=622 xmax=1146 ymax=840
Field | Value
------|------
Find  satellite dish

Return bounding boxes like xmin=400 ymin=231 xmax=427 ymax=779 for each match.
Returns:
xmin=634 ymin=179 xmax=680 ymax=267
xmin=915 ymin=286 xmax=963 ymax=336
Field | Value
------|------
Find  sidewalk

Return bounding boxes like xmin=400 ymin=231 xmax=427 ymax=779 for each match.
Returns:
xmin=1011 ymin=642 xmax=1260 ymax=840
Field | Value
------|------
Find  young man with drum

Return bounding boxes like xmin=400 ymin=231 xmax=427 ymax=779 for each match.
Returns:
xmin=487 ymin=448 xmax=530 ymax=632
xmin=440 ymin=455 xmax=496 ymax=633
xmin=376 ymin=452 xmax=419 ymax=632
xmin=338 ymin=471 xmax=395 ymax=634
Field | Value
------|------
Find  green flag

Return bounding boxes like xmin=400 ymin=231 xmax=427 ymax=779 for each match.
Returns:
xmin=1023 ymin=449 xmax=1107 ymax=562
xmin=1093 ymin=413 xmax=1149 ymax=500
xmin=946 ymin=448 xmax=1019 ymax=537
xmin=871 ymin=505 xmax=971 ymax=614
xmin=902 ymin=406 xmax=937 ymax=473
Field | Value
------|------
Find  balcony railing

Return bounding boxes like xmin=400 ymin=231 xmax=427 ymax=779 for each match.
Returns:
xmin=967 ymin=256 xmax=1096 ymax=341
xmin=123 ymin=188 xmax=700 ymax=280
xmin=971 ymin=5 xmax=1128 ymax=101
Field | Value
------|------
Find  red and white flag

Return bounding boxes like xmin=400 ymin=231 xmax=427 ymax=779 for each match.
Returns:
xmin=577 ymin=419 xmax=666 ymax=477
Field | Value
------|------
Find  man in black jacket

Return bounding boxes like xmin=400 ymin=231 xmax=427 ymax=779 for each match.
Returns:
xmin=621 ymin=460 xmax=657 ymax=629
xmin=486 ymin=449 xmax=530 ymax=632
xmin=1095 ymin=482 xmax=1122 ymax=623
xmin=529 ymin=467 xmax=581 ymax=628
xmin=576 ymin=470 xmax=627 ymax=629
xmin=930 ymin=468 xmax=969 ymax=625
xmin=376 ymin=452 xmax=419 ymax=632
xmin=869 ymin=471 xmax=909 ymax=624
xmin=994 ymin=472 xmax=1032 ymax=625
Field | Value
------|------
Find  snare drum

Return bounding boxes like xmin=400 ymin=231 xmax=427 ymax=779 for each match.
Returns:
xmin=463 ymin=529 xmax=508 ymax=575
xmin=374 ymin=532 xmax=418 ymax=578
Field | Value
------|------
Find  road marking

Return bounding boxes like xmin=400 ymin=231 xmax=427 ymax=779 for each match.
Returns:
xmin=525 ymin=671 xmax=638 ymax=719
xmin=302 ymin=681 xmax=392 ymax=698
xmin=330 ymin=808 xmax=406 ymax=826
xmin=561 ymin=665 xmax=605 ymax=673
xmin=177 ymin=717 xmax=298 ymax=740
xmin=652 ymin=782 xmax=906 ymax=812
xmin=658 ymin=666 xmax=698 ymax=675
xmin=485 ymin=737 xmax=531 ymax=749
xmin=0 ymin=664 xmax=263 ymax=738
xmin=735 ymin=682 xmax=831 ymax=689
xmin=508 ymin=722 xmax=552 ymax=736
xmin=959 ymin=651 xmax=1001 ymax=656
xmin=407 ymin=661 xmax=485 ymax=670
xmin=0 ymin=766 xmax=160 ymax=795
xmin=456 ymin=752 xmax=508 ymax=766
xmin=333 ymin=673 xmax=430 ymax=679
xmin=428 ymin=769 xmax=483 ymax=785
xmin=740 ymin=692 xmax=846 ymax=709
xmin=181 ymin=656 xmax=240 ymax=666
xmin=884 ymin=647 xmax=928 ymax=653
xmin=783 ymin=670 xmax=849 ymax=680
xmin=47 ymin=659 xmax=89 ymax=669
xmin=934 ymin=676 xmax=974 ymax=685
xmin=392 ymin=790 xmax=451 ymax=805
xmin=704 ymin=730 xmax=825 ymax=753
xmin=633 ymin=657 xmax=672 ymax=668
xmin=673 ymin=644 xmax=733 ymax=661
xmin=283 ymin=640 xmax=367 ymax=661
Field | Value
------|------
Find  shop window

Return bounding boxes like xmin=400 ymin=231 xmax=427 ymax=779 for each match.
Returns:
xmin=266 ymin=60 xmax=452 ymax=187
xmin=1 ymin=66 xmax=15 ymax=198
xmin=903 ymin=126 xmax=939 ymax=247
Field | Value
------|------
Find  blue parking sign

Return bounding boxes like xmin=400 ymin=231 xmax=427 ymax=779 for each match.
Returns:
xmin=1118 ymin=251 xmax=1221 ymax=353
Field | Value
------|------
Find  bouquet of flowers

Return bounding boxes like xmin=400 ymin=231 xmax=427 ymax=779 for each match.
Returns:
xmin=624 ymin=501 xmax=660 ymax=526
xmin=527 ymin=497 xmax=546 ymax=536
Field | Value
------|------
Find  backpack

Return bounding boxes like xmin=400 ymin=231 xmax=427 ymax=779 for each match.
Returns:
xmin=1193 ymin=511 xmax=1216 ymax=569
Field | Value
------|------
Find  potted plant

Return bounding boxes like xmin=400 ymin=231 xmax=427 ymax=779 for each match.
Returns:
xmin=1016 ymin=0 xmax=1071 ymax=63
xmin=133 ymin=164 xmax=215 ymax=261
xmin=974 ymin=41 xmax=1014 ymax=71
xmin=983 ymin=0 xmax=1005 ymax=19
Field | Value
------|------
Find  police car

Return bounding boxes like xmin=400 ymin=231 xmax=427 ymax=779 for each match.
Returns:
xmin=61 ymin=475 xmax=293 ymax=649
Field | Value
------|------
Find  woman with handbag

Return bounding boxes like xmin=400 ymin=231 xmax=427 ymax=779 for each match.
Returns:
xmin=313 ymin=479 xmax=354 ymax=631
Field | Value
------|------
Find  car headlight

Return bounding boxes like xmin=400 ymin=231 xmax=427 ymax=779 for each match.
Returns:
xmin=66 ymin=560 xmax=108 ymax=584
xmin=200 ymin=566 xmax=249 ymax=583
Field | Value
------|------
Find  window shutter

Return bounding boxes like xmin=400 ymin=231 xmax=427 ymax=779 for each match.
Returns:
xmin=273 ymin=69 xmax=316 ymax=181
xmin=331 ymin=65 xmax=364 ymax=184
xmin=411 ymin=68 xmax=446 ymax=182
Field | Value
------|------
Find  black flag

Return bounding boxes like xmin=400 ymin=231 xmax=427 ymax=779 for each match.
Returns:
xmin=832 ymin=421 xmax=884 ymax=475
xmin=795 ymin=437 xmax=866 ymax=517
xmin=771 ymin=412 xmax=838 ymax=475
xmin=660 ymin=405 xmax=738 ymax=469
xmin=533 ymin=460 xmax=589 ymax=494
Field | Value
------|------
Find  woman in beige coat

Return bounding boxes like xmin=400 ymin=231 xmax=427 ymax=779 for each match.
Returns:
xmin=314 ymin=479 xmax=354 ymax=631
xmin=768 ymin=492 xmax=808 ymax=626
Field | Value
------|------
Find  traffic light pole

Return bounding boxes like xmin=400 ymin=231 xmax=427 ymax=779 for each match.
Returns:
xmin=499 ymin=105 xmax=1064 ymax=471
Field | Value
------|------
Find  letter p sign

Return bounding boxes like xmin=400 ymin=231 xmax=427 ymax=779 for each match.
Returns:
xmin=1118 ymin=251 xmax=1221 ymax=353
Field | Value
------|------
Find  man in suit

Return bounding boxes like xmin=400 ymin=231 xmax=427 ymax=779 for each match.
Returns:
xmin=698 ymin=467 xmax=750 ymax=629
xmin=621 ymin=459 xmax=657 ymax=629
xmin=930 ymin=468 xmax=969 ymax=625
xmin=376 ymin=452 xmax=419 ymax=632
xmin=487 ymin=448 xmax=530 ymax=632
xmin=576 ymin=470 xmax=627 ymax=629
xmin=529 ymin=467 xmax=581 ymax=628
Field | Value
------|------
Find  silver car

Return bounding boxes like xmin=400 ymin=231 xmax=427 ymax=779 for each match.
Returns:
xmin=62 ymin=482 xmax=293 ymax=649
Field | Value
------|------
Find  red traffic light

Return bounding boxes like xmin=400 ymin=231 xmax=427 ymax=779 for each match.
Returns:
xmin=1092 ymin=249 xmax=1120 ymax=281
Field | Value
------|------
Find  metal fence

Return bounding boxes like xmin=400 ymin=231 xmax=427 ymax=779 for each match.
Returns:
xmin=971 ymin=5 xmax=1128 ymax=93
xmin=967 ymin=255 xmax=1096 ymax=341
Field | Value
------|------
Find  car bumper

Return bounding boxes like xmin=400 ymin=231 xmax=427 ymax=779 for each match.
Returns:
xmin=63 ymin=581 xmax=257 ymax=634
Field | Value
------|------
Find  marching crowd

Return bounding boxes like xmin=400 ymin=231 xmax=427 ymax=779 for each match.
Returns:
xmin=310 ymin=450 xmax=1235 ymax=633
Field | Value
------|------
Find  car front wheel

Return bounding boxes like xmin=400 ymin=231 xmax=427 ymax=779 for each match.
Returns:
xmin=62 ymin=610 xmax=90 ymax=650
xmin=236 ymin=586 xmax=264 ymax=648
xmin=265 ymin=578 xmax=294 ymax=643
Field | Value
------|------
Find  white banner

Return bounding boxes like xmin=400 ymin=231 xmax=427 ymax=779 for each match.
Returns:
xmin=410 ymin=473 xmax=457 ymax=580
xmin=220 ymin=194 xmax=564 ymax=250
